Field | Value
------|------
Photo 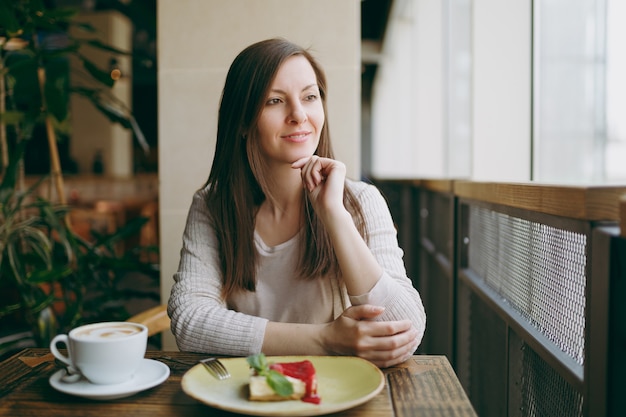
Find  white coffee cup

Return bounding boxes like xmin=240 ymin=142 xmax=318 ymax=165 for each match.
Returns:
xmin=50 ymin=321 xmax=148 ymax=385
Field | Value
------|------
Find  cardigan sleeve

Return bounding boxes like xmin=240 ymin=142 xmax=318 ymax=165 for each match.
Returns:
xmin=346 ymin=181 xmax=427 ymax=343
xmin=167 ymin=188 xmax=268 ymax=355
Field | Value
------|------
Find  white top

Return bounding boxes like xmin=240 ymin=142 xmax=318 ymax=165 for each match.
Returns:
xmin=168 ymin=179 xmax=426 ymax=356
xmin=228 ymin=231 xmax=336 ymax=323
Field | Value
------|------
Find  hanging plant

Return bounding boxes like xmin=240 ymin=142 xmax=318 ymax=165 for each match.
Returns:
xmin=0 ymin=0 xmax=158 ymax=356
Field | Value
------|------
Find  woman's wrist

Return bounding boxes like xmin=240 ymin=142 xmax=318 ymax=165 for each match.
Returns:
xmin=319 ymin=206 xmax=352 ymax=231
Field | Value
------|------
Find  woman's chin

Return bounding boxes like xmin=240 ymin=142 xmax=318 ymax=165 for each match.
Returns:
xmin=289 ymin=151 xmax=316 ymax=163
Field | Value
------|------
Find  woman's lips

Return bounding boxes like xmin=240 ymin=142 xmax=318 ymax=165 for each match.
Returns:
xmin=282 ymin=131 xmax=310 ymax=143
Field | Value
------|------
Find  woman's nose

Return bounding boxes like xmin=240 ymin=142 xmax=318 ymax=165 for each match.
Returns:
xmin=288 ymin=103 xmax=307 ymax=124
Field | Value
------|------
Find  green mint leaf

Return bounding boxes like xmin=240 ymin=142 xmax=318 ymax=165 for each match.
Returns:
xmin=247 ymin=353 xmax=294 ymax=397
xmin=267 ymin=369 xmax=294 ymax=397
xmin=246 ymin=353 xmax=269 ymax=375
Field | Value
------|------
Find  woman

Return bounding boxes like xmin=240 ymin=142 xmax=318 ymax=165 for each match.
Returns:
xmin=168 ymin=38 xmax=426 ymax=368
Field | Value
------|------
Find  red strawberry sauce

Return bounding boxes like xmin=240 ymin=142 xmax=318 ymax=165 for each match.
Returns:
xmin=270 ymin=360 xmax=321 ymax=404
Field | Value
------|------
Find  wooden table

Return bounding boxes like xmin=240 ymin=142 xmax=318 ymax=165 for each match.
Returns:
xmin=0 ymin=349 xmax=477 ymax=417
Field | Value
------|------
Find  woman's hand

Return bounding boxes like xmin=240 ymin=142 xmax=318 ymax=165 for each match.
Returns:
xmin=321 ymin=305 xmax=419 ymax=368
xmin=291 ymin=156 xmax=346 ymax=218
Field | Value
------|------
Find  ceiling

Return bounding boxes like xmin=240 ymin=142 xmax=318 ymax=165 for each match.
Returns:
xmin=361 ymin=0 xmax=393 ymax=99
xmin=362 ymin=0 xmax=392 ymax=41
xmin=53 ymin=0 xmax=392 ymax=98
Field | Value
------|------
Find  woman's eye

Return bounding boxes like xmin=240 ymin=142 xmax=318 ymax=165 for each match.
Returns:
xmin=305 ymin=94 xmax=318 ymax=101
xmin=266 ymin=98 xmax=282 ymax=105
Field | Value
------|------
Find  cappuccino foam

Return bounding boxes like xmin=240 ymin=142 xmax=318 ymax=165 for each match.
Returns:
xmin=74 ymin=323 xmax=142 ymax=340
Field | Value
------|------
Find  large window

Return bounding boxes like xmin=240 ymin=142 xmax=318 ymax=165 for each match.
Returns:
xmin=533 ymin=0 xmax=626 ymax=183
xmin=445 ymin=0 xmax=472 ymax=178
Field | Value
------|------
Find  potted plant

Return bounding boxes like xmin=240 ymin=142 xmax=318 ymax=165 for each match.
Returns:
xmin=0 ymin=0 xmax=159 ymax=357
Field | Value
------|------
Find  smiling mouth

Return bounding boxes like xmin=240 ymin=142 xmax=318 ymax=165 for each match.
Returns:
xmin=283 ymin=132 xmax=310 ymax=142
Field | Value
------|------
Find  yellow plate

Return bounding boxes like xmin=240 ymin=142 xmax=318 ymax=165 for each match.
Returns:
xmin=181 ymin=356 xmax=385 ymax=416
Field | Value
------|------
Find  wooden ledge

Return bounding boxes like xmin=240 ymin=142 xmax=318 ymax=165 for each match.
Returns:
xmin=619 ymin=194 xmax=626 ymax=237
xmin=454 ymin=181 xmax=626 ymax=222
xmin=371 ymin=178 xmax=461 ymax=194
xmin=420 ymin=179 xmax=456 ymax=194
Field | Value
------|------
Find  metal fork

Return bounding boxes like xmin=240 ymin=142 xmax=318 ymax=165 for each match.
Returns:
xmin=199 ymin=357 xmax=231 ymax=380
xmin=159 ymin=355 xmax=230 ymax=380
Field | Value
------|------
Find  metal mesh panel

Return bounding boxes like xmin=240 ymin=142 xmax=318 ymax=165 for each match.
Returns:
xmin=421 ymin=252 xmax=452 ymax=356
xmin=467 ymin=206 xmax=587 ymax=365
xmin=520 ymin=344 xmax=584 ymax=417
xmin=420 ymin=191 xmax=453 ymax=259
xmin=456 ymin=281 xmax=508 ymax=417
xmin=456 ymin=278 xmax=471 ymax=390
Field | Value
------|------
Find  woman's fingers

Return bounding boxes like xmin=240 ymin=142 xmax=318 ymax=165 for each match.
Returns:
xmin=353 ymin=321 xmax=417 ymax=351
xmin=360 ymin=336 xmax=418 ymax=368
xmin=341 ymin=304 xmax=386 ymax=321
xmin=323 ymin=305 xmax=418 ymax=368
xmin=306 ymin=157 xmax=323 ymax=188
xmin=353 ymin=325 xmax=419 ymax=368
xmin=291 ymin=156 xmax=345 ymax=193
xmin=295 ymin=156 xmax=324 ymax=191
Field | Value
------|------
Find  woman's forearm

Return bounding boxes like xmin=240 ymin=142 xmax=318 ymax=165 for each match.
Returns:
xmin=261 ymin=322 xmax=326 ymax=355
xmin=323 ymin=209 xmax=383 ymax=297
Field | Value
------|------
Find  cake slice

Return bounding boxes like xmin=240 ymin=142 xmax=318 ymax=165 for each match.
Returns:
xmin=247 ymin=354 xmax=321 ymax=404
xmin=249 ymin=374 xmax=306 ymax=401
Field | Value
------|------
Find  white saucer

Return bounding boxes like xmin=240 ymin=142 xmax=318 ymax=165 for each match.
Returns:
xmin=49 ymin=358 xmax=170 ymax=400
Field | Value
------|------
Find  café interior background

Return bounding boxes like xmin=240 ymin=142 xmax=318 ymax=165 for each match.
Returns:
xmin=46 ymin=0 xmax=625 ymax=349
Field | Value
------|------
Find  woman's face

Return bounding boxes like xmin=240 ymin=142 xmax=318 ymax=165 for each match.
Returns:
xmin=255 ymin=55 xmax=325 ymax=167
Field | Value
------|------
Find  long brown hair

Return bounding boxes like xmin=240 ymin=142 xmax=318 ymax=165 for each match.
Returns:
xmin=204 ymin=38 xmax=366 ymax=299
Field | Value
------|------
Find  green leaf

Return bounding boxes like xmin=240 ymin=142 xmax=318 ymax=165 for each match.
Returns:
xmin=5 ymin=56 xmax=38 ymax=76
xmin=246 ymin=353 xmax=294 ymax=398
xmin=0 ymin=140 xmax=28 ymax=197
xmin=84 ymin=39 xmax=131 ymax=56
xmin=80 ymin=56 xmax=115 ymax=88
xmin=0 ymin=302 xmax=23 ymax=319
xmin=68 ymin=21 xmax=97 ymax=33
xmin=267 ymin=370 xmax=294 ymax=397
xmin=0 ymin=2 xmax=22 ymax=37
xmin=42 ymin=43 xmax=81 ymax=59
xmin=41 ymin=7 xmax=79 ymax=21
xmin=91 ymin=100 xmax=132 ymax=128
xmin=0 ymin=110 xmax=26 ymax=126
xmin=27 ymin=266 xmax=73 ymax=284
xmin=105 ymin=217 xmax=148 ymax=242
xmin=29 ymin=291 xmax=56 ymax=315
xmin=246 ymin=352 xmax=268 ymax=373
xmin=45 ymin=79 xmax=69 ymax=121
